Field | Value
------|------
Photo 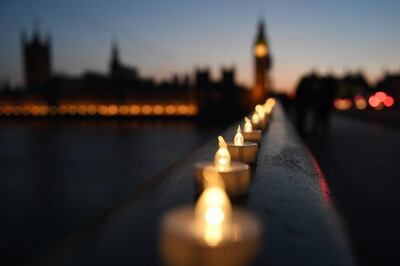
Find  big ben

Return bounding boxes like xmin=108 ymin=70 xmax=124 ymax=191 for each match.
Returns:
xmin=252 ymin=20 xmax=272 ymax=104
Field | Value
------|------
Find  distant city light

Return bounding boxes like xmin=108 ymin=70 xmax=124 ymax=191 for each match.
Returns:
xmin=88 ymin=105 xmax=97 ymax=115
xmin=130 ymin=105 xmax=140 ymax=115
xmin=383 ymin=96 xmax=394 ymax=107
xmin=354 ymin=95 xmax=367 ymax=110
xmin=165 ymin=105 xmax=176 ymax=115
xmin=334 ymin=98 xmax=352 ymax=110
xmin=0 ymin=104 xmax=198 ymax=117
xmin=142 ymin=105 xmax=152 ymax=115
xmin=368 ymin=95 xmax=380 ymax=108
xmin=177 ymin=105 xmax=188 ymax=115
xmin=375 ymin=91 xmax=387 ymax=103
xmin=118 ymin=105 xmax=129 ymax=115
xmin=68 ymin=105 xmax=78 ymax=115
xmin=367 ymin=91 xmax=395 ymax=109
xmin=78 ymin=105 xmax=88 ymax=115
xmin=153 ymin=105 xmax=164 ymax=115
xmin=108 ymin=105 xmax=118 ymax=115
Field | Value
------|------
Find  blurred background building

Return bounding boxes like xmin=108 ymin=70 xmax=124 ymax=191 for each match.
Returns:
xmin=0 ymin=20 xmax=273 ymax=118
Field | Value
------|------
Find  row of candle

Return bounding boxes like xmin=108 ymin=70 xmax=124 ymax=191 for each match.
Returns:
xmin=160 ymin=98 xmax=277 ymax=266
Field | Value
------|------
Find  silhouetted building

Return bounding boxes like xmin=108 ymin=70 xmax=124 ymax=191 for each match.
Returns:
xmin=109 ymin=41 xmax=138 ymax=80
xmin=21 ymin=24 xmax=51 ymax=89
xmin=195 ymin=66 xmax=248 ymax=118
xmin=338 ymin=71 xmax=370 ymax=98
xmin=1 ymin=20 xmax=270 ymax=118
xmin=252 ymin=20 xmax=272 ymax=104
xmin=221 ymin=67 xmax=235 ymax=87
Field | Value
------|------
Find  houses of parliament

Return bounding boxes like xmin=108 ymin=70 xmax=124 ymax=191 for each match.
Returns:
xmin=0 ymin=21 xmax=272 ymax=118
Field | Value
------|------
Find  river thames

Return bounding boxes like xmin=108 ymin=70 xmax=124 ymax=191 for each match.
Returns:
xmin=0 ymin=119 xmax=227 ymax=263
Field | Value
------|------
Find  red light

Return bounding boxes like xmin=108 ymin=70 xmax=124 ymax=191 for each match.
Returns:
xmin=355 ymin=95 xmax=364 ymax=101
xmin=384 ymin=96 xmax=394 ymax=107
xmin=375 ymin=91 xmax=387 ymax=102
xmin=368 ymin=96 xmax=380 ymax=108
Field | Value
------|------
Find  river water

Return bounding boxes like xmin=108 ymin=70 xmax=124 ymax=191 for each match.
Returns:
xmin=0 ymin=118 xmax=226 ymax=263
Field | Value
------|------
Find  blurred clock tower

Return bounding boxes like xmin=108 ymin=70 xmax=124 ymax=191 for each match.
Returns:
xmin=252 ymin=20 xmax=272 ymax=104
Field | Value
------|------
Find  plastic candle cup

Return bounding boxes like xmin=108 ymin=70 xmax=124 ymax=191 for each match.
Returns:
xmin=227 ymin=126 xmax=258 ymax=164
xmin=195 ymin=136 xmax=250 ymax=197
xmin=242 ymin=117 xmax=262 ymax=143
xmin=160 ymin=186 xmax=262 ymax=266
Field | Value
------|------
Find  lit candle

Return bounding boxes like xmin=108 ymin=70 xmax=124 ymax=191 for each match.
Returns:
xmin=263 ymin=98 xmax=276 ymax=115
xmin=244 ymin=117 xmax=253 ymax=133
xmin=242 ymin=117 xmax=262 ymax=143
xmin=214 ymin=136 xmax=231 ymax=171
xmin=255 ymin=105 xmax=265 ymax=121
xmin=228 ymin=126 xmax=258 ymax=163
xmin=234 ymin=125 xmax=244 ymax=146
xmin=251 ymin=112 xmax=260 ymax=128
xmin=160 ymin=186 xmax=262 ymax=266
xmin=195 ymin=186 xmax=232 ymax=246
xmin=195 ymin=136 xmax=250 ymax=197
xmin=255 ymin=104 xmax=268 ymax=129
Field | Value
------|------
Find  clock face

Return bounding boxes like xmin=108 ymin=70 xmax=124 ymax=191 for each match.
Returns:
xmin=254 ymin=44 xmax=268 ymax=57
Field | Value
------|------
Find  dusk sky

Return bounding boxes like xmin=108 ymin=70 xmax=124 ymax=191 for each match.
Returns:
xmin=0 ymin=0 xmax=399 ymax=93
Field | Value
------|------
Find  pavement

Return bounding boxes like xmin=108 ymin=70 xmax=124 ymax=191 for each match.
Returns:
xmin=306 ymin=113 xmax=400 ymax=266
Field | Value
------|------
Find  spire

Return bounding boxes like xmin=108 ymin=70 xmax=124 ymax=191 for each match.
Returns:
xmin=32 ymin=17 xmax=41 ymax=42
xmin=111 ymin=39 xmax=120 ymax=66
xmin=255 ymin=19 xmax=266 ymax=45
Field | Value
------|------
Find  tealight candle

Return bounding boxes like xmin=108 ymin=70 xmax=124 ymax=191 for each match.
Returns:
xmin=255 ymin=104 xmax=268 ymax=129
xmin=227 ymin=126 xmax=258 ymax=163
xmin=195 ymin=136 xmax=250 ymax=197
xmin=160 ymin=186 xmax=262 ymax=266
xmin=251 ymin=112 xmax=261 ymax=129
xmin=263 ymin=98 xmax=276 ymax=116
xmin=242 ymin=117 xmax=262 ymax=143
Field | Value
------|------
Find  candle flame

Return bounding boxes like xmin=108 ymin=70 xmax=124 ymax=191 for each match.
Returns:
xmin=218 ymin=136 xmax=227 ymax=148
xmin=195 ymin=186 xmax=232 ymax=246
xmin=244 ymin=117 xmax=252 ymax=133
xmin=215 ymin=136 xmax=231 ymax=171
xmin=264 ymin=98 xmax=276 ymax=113
xmin=234 ymin=125 xmax=244 ymax=146
xmin=255 ymin=105 xmax=265 ymax=120
xmin=251 ymin=112 xmax=260 ymax=125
